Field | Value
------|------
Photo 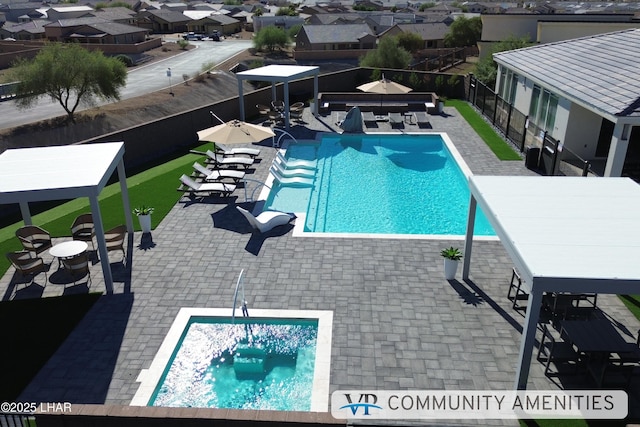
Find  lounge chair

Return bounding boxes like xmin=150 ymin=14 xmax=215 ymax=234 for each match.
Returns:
xmin=178 ymin=174 xmax=236 ymax=198
xmin=388 ymin=112 xmax=403 ymax=127
xmin=413 ymin=111 xmax=430 ymax=127
xmin=362 ymin=111 xmax=376 ymax=126
xmin=236 ymin=206 xmax=295 ymax=234
xmin=273 ymin=158 xmax=315 ymax=179
xmin=214 ymin=143 xmax=261 ymax=159
xmin=205 ymin=150 xmax=254 ymax=170
xmin=269 ymin=166 xmax=314 ymax=187
xmin=276 ymin=151 xmax=316 ymax=170
xmin=193 ymin=162 xmax=245 ymax=183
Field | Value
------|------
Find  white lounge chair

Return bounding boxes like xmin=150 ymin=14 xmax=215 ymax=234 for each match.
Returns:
xmin=273 ymin=158 xmax=315 ymax=179
xmin=269 ymin=166 xmax=314 ymax=187
xmin=388 ymin=112 xmax=403 ymax=127
xmin=214 ymin=143 xmax=261 ymax=159
xmin=413 ymin=111 xmax=430 ymax=127
xmin=205 ymin=150 xmax=254 ymax=169
xmin=276 ymin=151 xmax=316 ymax=170
xmin=178 ymin=174 xmax=236 ymax=198
xmin=193 ymin=162 xmax=245 ymax=182
xmin=236 ymin=206 xmax=295 ymax=234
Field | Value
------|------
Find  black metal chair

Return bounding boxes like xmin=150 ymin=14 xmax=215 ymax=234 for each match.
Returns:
xmin=537 ymin=324 xmax=581 ymax=376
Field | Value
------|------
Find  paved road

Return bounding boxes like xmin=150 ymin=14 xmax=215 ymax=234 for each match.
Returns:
xmin=0 ymin=39 xmax=252 ymax=130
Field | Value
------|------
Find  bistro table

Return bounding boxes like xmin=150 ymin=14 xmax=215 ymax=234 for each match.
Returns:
xmin=561 ymin=319 xmax=635 ymax=386
xmin=49 ymin=241 xmax=88 ymax=267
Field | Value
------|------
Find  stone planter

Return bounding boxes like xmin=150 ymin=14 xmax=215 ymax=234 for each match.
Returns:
xmin=138 ymin=214 xmax=152 ymax=233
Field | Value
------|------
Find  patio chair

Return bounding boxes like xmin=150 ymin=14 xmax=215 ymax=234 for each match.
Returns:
xmin=205 ymin=150 xmax=254 ymax=170
xmin=236 ymin=206 xmax=295 ymax=234
xmin=61 ymin=250 xmax=91 ymax=287
xmin=388 ymin=112 xmax=403 ymax=127
xmin=105 ymin=224 xmax=127 ymax=261
xmin=290 ymin=109 xmax=304 ymax=123
xmin=178 ymin=174 xmax=236 ymax=198
xmin=268 ymin=110 xmax=284 ymax=125
xmin=276 ymin=151 xmax=316 ymax=170
xmin=256 ymin=104 xmax=271 ymax=116
xmin=6 ymin=250 xmax=47 ymax=286
xmin=413 ymin=111 xmax=430 ymax=127
xmin=273 ymin=157 xmax=315 ymax=179
xmin=269 ymin=166 xmax=314 ymax=187
xmin=193 ymin=162 xmax=245 ymax=183
xmin=71 ymin=213 xmax=96 ymax=251
xmin=537 ymin=323 xmax=581 ymax=376
xmin=507 ymin=268 xmax=527 ymax=310
xmin=271 ymin=100 xmax=285 ymax=112
xmin=214 ymin=143 xmax=261 ymax=159
xmin=15 ymin=225 xmax=52 ymax=257
xmin=290 ymin=102 xmax=304 ymax=111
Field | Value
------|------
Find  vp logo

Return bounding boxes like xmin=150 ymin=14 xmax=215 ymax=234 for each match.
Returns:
xmin=339 ymin=393 xmax=382 ymax=416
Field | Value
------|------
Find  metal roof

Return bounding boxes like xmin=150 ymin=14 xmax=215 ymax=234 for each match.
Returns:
xmin=494 ymin=28 xmax=640 ymax=118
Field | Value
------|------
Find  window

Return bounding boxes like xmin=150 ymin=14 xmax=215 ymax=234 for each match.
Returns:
xmin=498 ymin=66 xmax=518 ymax=104
xmin=528 ymin=84 xmax=558 ymax=132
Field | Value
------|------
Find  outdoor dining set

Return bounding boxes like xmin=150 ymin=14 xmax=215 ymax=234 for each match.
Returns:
xmin=6 ymin=216 xmax=127 ymax=293
xmin=507 ymin=267 xmax=640 ymax=388
xmin=256 ymin=101 xmax=305 ymax=125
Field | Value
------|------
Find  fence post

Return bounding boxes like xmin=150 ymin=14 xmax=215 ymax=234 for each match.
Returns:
xmin=481 ymin=84 xmax=487 ymax=114
xmin=505 ymin=102 xmax=513 ymax=139
xmin=551 ymin=137 xmax=559 ymax=176
xmin=520 ymin=116 xmax=528 ymax=152
xmin=492 ymin=92 xmax=498 ymax=125
xmin=467 ymin=74 xmax=474 ymax=102
xmin=582 ymin=161 xmax=590 ymax=177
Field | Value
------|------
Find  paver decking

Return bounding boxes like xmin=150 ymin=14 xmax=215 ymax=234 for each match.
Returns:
xmin=4 ymin=106 xmax=640 ymax=426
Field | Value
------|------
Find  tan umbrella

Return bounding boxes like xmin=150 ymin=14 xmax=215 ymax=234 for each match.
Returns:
xmin=356 ymin=74 xmax=413 ymax=95
xmin=197 ymin=119 xmax=275 ymax=144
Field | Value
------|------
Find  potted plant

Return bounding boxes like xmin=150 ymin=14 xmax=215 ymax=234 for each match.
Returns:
xmin=440 ymin=246 xmax=463 ymax=280
xmin=133 ymin=205 xmax=154 ymax=233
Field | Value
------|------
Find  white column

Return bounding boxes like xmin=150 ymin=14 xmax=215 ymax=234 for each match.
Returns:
xmin=90 ymin=196 xmax=114 ymax=294
xmin=514 ymin=285 xmax=543 ymax=390
xmin=284 ymin=82 xmax=290 ymax=130
xmin=604 ymin=123 xmax=630 ymax=177
xmin=313 ymin=74 xmax=319 ymax=116
xmin=19 ymin=202 xmax=32 ymax=225
xmin=117 ymin=160 xmax=134 ymax=233
xmin=462 ymin=195 xmax=477 ymax=280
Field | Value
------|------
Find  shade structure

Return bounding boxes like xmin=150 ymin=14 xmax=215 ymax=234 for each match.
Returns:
xmin=338 ymin=106 xmax=364 ymax=133
xmin=197 ymin=119 xmax=275 ymax=145
xmin=356 ymin=74 xmax=412 ymax=95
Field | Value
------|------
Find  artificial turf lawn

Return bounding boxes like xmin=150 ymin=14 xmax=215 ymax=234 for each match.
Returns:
xmin=0 ymin=292 xmax=101 ymax=400
xmin=446 ymin=99 xmax=522 ymax=161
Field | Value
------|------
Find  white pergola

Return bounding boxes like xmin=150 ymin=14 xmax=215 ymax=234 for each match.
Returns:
xmin=236 ymin=65 xmax=320 ymax=131
xmin=0 ymin=142 xmax=134 ymax=294
xmin=462 ymin=175 xmax=640 ymax=389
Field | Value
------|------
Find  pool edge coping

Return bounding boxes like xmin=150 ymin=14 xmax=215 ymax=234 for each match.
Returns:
xmin=130 ymin=307 xmax=334 ymax=412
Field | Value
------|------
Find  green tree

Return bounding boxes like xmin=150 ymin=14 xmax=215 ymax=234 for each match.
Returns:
xmin=474 ymin=36 xmax=531 ymax=86
xmin=9 ymin=42 xmax=126 ymax=123
xmin=359 ymin=36 xmax=412 ymax=70
xmin=94 ymin=1 xmax=131 ymax=8
xmin=396 ymin=32 xmax=424 ymax=53
xmin=444 ymin=16 xmax=482 ymax=47
xmin=253 ymin=7 xmax=263 ymax=16
xmin=288 ymin=24 xmax=302 ymax=39
xmin=253 ymin=26 xmax=289 ymax=52
xmin=275 ymin=4 xmax=298 ymax=16
xmin=419 ymin=2 xmax=435 ymax=11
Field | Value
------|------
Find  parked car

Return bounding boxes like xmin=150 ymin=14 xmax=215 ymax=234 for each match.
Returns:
xmin=183 ymin=32 xmax=204 ymax=41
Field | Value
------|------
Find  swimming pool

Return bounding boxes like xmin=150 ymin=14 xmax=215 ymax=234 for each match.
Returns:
xmin=264 ymin=133 xmax=495 ymax=237
xmin=131 ymin=308 xmax=333 ymax=412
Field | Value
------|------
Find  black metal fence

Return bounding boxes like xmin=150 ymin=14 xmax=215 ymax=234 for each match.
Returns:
xmin=0 ymin=413 xmax=36 ymax=427
xmin=467 ymin=75 xmax=595 ymax=177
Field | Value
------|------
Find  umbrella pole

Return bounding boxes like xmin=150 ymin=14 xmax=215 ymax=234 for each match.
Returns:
xmin=209 ymin=111 xmax=225 ymax=125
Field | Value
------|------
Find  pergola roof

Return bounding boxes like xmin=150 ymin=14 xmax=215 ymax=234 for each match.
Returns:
xmin=462 ymin=175 xmax=640 ymax=390
xmin=0 ymin=142 xmax=134 ymax=293
xmin=236 ymin=65 xmax=320 ymax=130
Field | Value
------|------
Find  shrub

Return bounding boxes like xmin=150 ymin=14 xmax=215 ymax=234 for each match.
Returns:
xmin=114 ymin=54 xmax=133 ymax=67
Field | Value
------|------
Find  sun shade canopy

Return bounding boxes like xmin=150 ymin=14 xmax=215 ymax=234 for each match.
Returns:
xmin=462 ymin=175 xmax=640 ymax=390
xmin=0 ymin=142 xmax=134 ymax=293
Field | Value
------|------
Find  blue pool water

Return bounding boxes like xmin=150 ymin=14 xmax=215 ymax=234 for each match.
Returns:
xmin=149 ymin=317 xmax=318 ymax=411
xmin=265 ymin=134 xmax=495 ymax=236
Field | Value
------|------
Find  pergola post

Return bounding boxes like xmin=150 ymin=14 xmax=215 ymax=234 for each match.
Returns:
xmin=462 ymin=194 xmax=476 ymax=280
xmin=19 ymin=202 xmax=32 ymax=226
xmin=514 ymin=284 xmax=542 ymax=389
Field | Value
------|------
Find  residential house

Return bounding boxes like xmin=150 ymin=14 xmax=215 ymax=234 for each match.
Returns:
xmin=47 ymin=6 xmax=95 ymax=21
xmin=380 ymin=22 xmax=449 ymax=48
xmin=90 ymin=7 xmax=137 ymax=25
xmin=185 ymin=11 xmax=241 ymax=35
xmin=0 ymin=2 xmax=45 ymax=22
xmin=44 ymin=17 xmax=149 ymax=44
xmin=296 ymin=23 xmax=375 ymax=51
xmin=160 ymin=3 xmax=187 ymax=13
xmin=137 ymin=9 xmax=190 ymax=33
xmin=0 ymin=19 xmax=47 ymax=40
xmin=493 ymin=29 xmax=640 ymax=177
xmin=479 ymin=13 xmax=640 ymax=57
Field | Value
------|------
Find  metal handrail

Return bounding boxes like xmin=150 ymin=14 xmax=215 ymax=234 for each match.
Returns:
xmin=232 ymin=269 xmax=249 ymax=323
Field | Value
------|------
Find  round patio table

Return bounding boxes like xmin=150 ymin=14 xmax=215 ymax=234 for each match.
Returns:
xmin=49 ymin=241 xmax=88 ymax=266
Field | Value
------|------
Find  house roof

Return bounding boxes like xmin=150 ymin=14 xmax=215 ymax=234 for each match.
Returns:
xmin=494 ymin=28 xmax=640 ymax=118
xmin=1 ymin=19 xmax=48 ymax=34
xmin=90 ymin=7 xmax=136 ymax=21
xmin=301 ymin=23 xmax=373 ymax=43
xmin=85 ymin=21 xmax=149 ymax=35
xmin=144 ymin=9 xmax=190 ymax=23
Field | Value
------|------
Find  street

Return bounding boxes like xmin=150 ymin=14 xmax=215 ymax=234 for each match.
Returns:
xmin=0 ymin=39 xmax=252 ymax=130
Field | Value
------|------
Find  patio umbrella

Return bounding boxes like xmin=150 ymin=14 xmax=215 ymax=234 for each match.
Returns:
xmin=197 ymin=119 xmax=275 ymax=145
xmin=356 ymin=74 xmax=413 ymax=95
